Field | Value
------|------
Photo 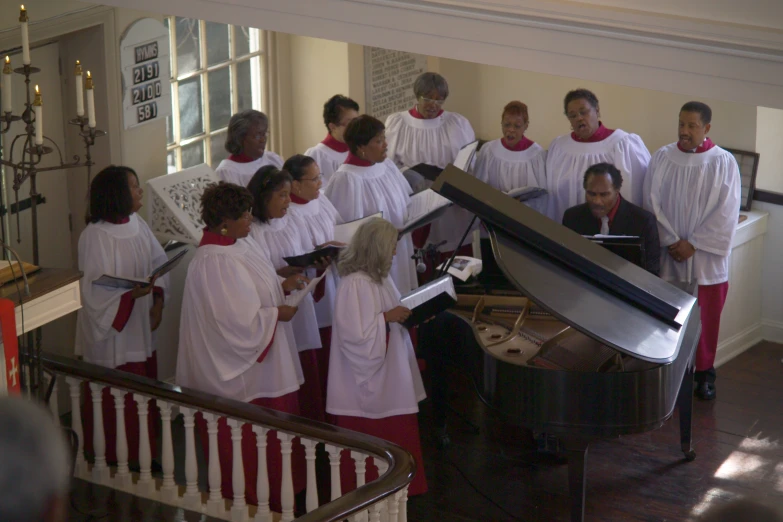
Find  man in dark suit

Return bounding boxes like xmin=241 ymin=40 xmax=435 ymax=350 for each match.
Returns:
xmin=562 ymin=162 xmax=660 ymax=275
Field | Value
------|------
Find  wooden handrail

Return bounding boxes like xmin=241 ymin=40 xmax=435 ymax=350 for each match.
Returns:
xmin=42 ymin=353 xmax=415 ymax=521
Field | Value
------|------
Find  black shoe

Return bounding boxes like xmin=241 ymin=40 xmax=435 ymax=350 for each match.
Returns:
xmin=695 ymin=381 xmax=716 ymax=401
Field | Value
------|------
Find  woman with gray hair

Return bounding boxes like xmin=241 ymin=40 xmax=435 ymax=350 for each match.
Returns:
xmin=326 ymin=217 xmax=428 ymax=497
xmin=215 ymin=109 xmax=284 ymax=186
xmin=384 ymin=72 xmax=476 ymax=258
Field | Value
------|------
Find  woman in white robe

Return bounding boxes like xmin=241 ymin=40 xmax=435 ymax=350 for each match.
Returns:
xmin=323 ymin=114 xmax=418 ymax=294
xmin=177 ymin=182 xmax=306 ymax=511
xmin=327 ymin=217 xmax=428 ymax=496
xmin=246 ymin=165 xmax=328 ymax=422
xmin=76 ymin=166 xmax=168 ymax=467
xmin=215 ymin=110 xmax=283 ymax=186
xmin=284 ymin=155 xmax=344 ymax=410
xmin=385 ymin=72 xmax=476 ymax=255
xmin=304 ymin=94 xmax=360 ymax=183
xmin=473 ymin=100 xmax=548 ymax=215
xmin=546 ymin=88 xmax=650 ymax=223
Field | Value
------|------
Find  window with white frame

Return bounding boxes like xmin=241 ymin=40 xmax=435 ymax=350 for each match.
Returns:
xmin=164 ymin=17 xmax=267 ymax=173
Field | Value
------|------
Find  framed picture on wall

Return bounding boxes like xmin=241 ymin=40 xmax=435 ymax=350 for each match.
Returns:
xmin=724 ymin=147 xmax=760 ymax=211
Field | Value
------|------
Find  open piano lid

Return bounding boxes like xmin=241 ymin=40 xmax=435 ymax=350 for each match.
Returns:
xmin=432 ymin=165 xmax=698 ymax=364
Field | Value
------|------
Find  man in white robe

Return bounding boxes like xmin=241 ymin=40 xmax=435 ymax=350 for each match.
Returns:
xmin=546 ymin=88 xmax=650 ymax=224
xmin=215 ymin=110 xmax=283 ymax=186
xmin=304 ymin=95 xmax=359 ymax=183
xmin=644 ymin=101 xmax=741 ymax=401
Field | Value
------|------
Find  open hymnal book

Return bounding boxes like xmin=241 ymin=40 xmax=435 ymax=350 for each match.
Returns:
xmin=399 ymin=189 xmax=453 ymax=236
xmin=284 ymin=267 xmax=330 ymax=307
xmin=436 ymin=256 xmax=483 ymax=282
xmin=92 ymin=248 xmax=188 ymax=290
xmin=333 ymin=212 xmax=383 ymax=245
xmin=399 ymin=275 xmax=457 ymax=328
xmin=583 ymin=234 xmax=640 ymax=240
xmin=283 ymin=245 xmax=343 ymax=268
xmin=506 ymin=186 xmax=548 ymax=201
xmin=452 ymin=140 xmax=479 ymax=172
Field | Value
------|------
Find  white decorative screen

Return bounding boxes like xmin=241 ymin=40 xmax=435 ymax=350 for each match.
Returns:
xmin=147 ymin=163 xmax=220 ymax=244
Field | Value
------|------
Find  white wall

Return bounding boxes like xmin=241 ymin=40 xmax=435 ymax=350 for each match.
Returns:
xmin=755 ymin=107 xmax=783 ymax=193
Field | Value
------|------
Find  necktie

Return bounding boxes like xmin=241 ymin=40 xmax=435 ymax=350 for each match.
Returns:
xmin=600 ymin=215 xmax=610 ymax=235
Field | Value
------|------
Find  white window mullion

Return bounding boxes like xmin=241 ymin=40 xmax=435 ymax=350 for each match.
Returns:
xmin=199 ymin=19 xmax=212 ymax=167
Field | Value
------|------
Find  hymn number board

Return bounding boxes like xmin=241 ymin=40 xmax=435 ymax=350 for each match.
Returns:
xmin=120 ymin=18 xmax=172 ymax=130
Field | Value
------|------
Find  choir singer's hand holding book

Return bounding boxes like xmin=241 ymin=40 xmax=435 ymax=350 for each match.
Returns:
xmin=92 ymin=248 xmax=188 ymax=290
xmin=283 ymin=244 xmax=344 ymax=268
xmin=284 ymin=268 xmax=330 ymax=307
xmin=398 ymin=275 xmax=457 ymax=328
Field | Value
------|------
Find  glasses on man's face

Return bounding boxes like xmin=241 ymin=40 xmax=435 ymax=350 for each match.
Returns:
xmin=418 ymin=96 xmax=445 ymax=106
xmin=566 ymin=108 xmax=593 ymax=121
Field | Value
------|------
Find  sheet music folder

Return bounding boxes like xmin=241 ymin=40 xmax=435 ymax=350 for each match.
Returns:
xmin=93 ymin=249 xmax=188 ymax=290
xmin=431 ymin=165 xmax=690 ymax=328
xmin=399 ymin=275 xmax=457 ymax=329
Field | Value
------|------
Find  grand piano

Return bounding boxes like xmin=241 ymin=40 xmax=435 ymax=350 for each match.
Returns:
xmin=420 ymin=165 xmax=701 ymax=522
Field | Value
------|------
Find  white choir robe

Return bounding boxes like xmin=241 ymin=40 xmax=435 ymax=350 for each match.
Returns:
xmin=545 ymin=129 xmax=650 ymax=223
xmin=326 ymin=272 xmax=426 ymax=418
xmin=248 ymin=217 xmax=323 ymax=351
xmin=304 ymin=143 xmax=348 ymax=184
xmin=385 ymin=110 xmax=477 ymax=251
xmin=643 ymin=143 xmax=741 ymax=285
xmin=176 ymin=239 xmax=303 ymax=402
xmin=75 ymin=213 xmax=169 ymax=368
xmin=215 ymin=152 xmax=284 ymax=186
xmin=323 ymin=159 xmax=418 ymax=294
xmin=288 ymin=195 xmax=344 ymax=328
xmin=473 ymin=138 xmax=548 ymax=215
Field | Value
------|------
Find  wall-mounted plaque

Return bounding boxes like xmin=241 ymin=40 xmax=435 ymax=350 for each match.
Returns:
xmin=119 ymin=18 xmax=172 ymax=130
xmin=724 ymin=147 xmax=760 ymax=211
xmin=364 ymin=47 xmax=427 ymax=123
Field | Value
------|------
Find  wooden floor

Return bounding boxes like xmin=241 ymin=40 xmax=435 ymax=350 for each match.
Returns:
xmin=408 ymin=341 xmax=783 ymax=521
xmin=67 ymin=342 xmax=783 ymax=521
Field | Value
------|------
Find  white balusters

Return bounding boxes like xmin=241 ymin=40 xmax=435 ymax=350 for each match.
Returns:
xmin=351 ymin=450 xmax=368 ymax=522
xmin=388 ymin=490 xmax=401 ymax=522
xmin=252 ymin=426 xmax=272 ymax=522
xmin=158 ymin=401 xmax=177 ymax=505
xmin=110 ymin=389 xmax=131 ymax=491
xmin=202 ymin=413 xmax=226 ymax=518
xmin=180 ymin=407 xmax=201 ymax=511
xmin=133 ymin=394 xmax=154 ymax=498
xmin=369 ymin=501 xmax=383 ymax=522
xmin=66 ymin=377 xmax=86 ymax=477
xmin=376 ymin=460 xmax=390 ymax=519
xmin=227 ymin=419 xmax=247 ymax=522
xmin=47 ymin=374 xmax=59 ymax=423
xmin=303 ymin=439 xmax=319 ymax=513
xmin=398 ymin=487 xmax=409 ymax=522
xmin=326 ymin=444 xmax=342 ymax=501
xmin=278 ymin=433 xmax=295 ymax=522
xmin=88 ymin=382 xmax=109 ymax=483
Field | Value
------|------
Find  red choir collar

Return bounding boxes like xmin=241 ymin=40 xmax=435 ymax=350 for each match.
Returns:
xmin=228 ymin=153 xmax=259 ymax=163
xmin=105 ymin=215 xmax=130 ymax=224
xmin=322 ymin=133 xmax=349 ymax=153
xmin=344 ymin=152 xmax=374 ymax=167
xmin=571 ymin=122 xmax=615 ymax=143
xmin=677 ymin=137 xmax=715 ymax=153
xmin=409 ymin=106 xmax=444 ymax=119
xmin=199 ymin=227 xmax=237 ymax=247
xmin=501 ymin=136 xmax=535 ymax=152
xmin=290 ymin=193 xmax=311 ymax=205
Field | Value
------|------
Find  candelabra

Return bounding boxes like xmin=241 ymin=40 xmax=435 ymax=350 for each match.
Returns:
xmin=0 ymin=63 xmax=106 ymax=266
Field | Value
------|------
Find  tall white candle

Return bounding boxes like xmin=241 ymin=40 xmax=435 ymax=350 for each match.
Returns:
xmin=33 ymin=85 xmax=42 ymax=145
xmin=2 ymin=57 xmax=12 ymax=113
xmin=85 ymin=71 xmax=96 ymax=128
xmin=19 ymin=6 xmax=30 ymax=66
xmin=74 ymin=61 xmax=84 ymax=117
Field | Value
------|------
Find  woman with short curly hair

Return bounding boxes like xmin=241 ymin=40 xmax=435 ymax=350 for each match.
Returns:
xmin=215 ymin=109 xmax=283 ymax=186
xmin=327 ymin=217 xmax=428 ymax=497
xmin=177 ymin=181 xmax=305 ymax=512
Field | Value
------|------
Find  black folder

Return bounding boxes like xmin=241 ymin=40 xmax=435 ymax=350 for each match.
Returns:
xmin=399 ymin=275 xmax=457 ymax=328
xmin=283 ymin=245 xmax=343 ymax=268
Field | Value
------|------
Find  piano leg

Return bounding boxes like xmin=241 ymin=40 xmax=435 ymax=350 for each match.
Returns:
xmin=418 ymin=317 xmax=451 ymax=448
xmin=678 ymin=364 xmax=697 ymax=461
xmin=563 ymin=438 xmax=590 ymax=522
